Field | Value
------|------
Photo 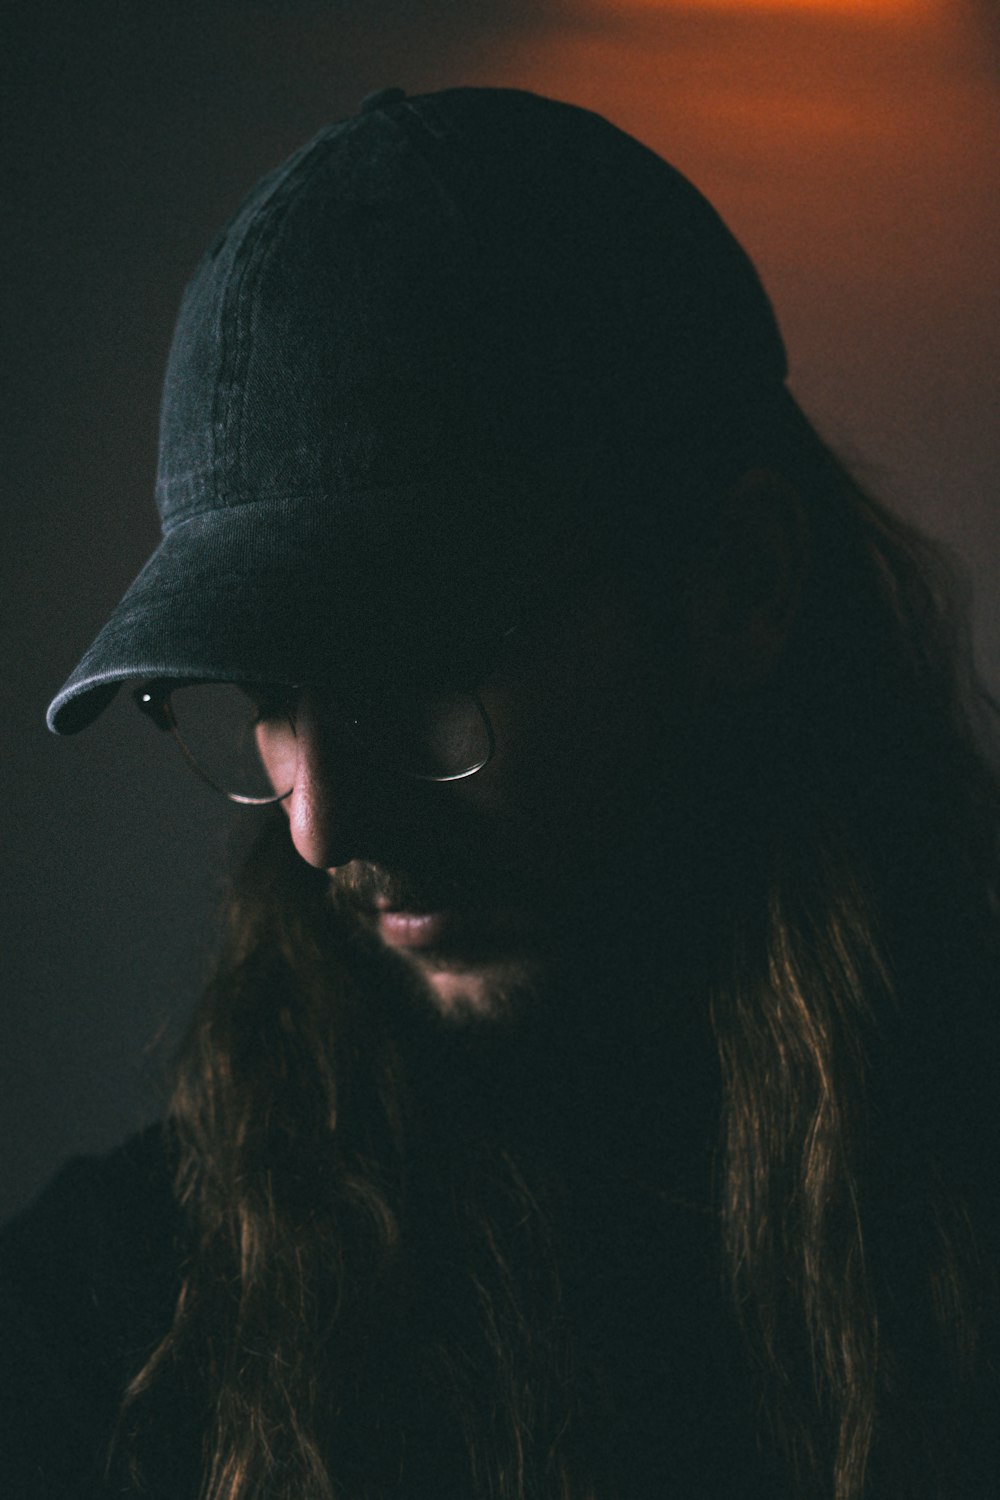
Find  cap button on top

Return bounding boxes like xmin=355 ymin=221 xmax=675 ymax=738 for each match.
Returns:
xmin=359 ymin=87 xmax=407 ymax=114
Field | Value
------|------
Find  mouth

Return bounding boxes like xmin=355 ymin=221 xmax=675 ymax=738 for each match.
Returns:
xmin=375 ymin=907 xmax=463 ymax=951
xmin=370 ymin=896 xmax=534 ymax=964
xmin=351 ymin=889 xmax=551 ymax=1020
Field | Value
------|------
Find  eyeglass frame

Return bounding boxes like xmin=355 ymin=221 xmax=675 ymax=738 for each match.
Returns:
xmin=131 ymin=539 xmax=610 ymax=807
xmin=132 ymin=673 xmax=499 ymax=806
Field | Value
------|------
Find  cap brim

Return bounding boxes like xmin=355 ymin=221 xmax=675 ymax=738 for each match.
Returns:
xmin=47 ymin=478 xmax=540 ymax=734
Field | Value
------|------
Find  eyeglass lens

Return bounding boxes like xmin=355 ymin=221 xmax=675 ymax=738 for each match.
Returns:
xmin=166 ymin=681 xmax=493 ymax=799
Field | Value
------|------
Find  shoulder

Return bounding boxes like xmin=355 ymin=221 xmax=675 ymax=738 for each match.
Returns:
xmin=0 ymin=1124 xmax=184 ymax=1497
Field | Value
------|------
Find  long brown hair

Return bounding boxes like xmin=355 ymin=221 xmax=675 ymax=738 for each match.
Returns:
xmin=117 ymin=410 xmax=1000 ymax=1499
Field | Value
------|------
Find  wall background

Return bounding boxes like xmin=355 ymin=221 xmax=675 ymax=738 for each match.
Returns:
xmin=3 ymin=0 xmax=998 ymax=1220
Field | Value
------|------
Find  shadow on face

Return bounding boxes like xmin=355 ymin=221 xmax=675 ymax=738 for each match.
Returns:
xmin=269 ymin=468 xmax=808 ymax=1021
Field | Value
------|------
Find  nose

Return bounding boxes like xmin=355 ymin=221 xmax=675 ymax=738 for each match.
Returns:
xmin=281 ymin=692 xmax=384 ymax=870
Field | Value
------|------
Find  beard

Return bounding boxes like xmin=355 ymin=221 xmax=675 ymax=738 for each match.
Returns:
xmin=128 ymin=808 xmax=734 ymax=1500
xmin=319 ymin=764 xmax=726 ymax=1036
xmin=324 ymin=856 xmax=552 ymax=1025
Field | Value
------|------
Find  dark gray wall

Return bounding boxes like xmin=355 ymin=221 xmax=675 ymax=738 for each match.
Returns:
xmin=3 ymin=0 xmax=998 ymax=1220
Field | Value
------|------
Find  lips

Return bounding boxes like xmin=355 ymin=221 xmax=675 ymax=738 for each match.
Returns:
xmin=376 ymin=909 xmax=460 ymax=950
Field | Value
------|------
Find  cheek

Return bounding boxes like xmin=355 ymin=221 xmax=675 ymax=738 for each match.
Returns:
xmin=469 ymin=639 xmax=669 ymax=846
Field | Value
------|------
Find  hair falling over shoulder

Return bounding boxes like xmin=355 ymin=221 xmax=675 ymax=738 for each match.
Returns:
xmin=707 ymin=409 xmax=1000 ymax=1499
xmin=115 ymin=419 xmax=1000 ymax=1500
xmin=115 ymin=821 xmax=588 ymax=1500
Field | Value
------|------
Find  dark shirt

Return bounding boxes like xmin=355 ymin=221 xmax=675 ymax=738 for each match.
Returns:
xmin=3 ymin=1078 xmax=997 ymax=1497
xmin=0 ymin=1125 xmax=800 ymax=1500
xmin=0 ymin=1127 xmax=191 ymax=1498
xmin=1 ymin=1133 xmax=779 ymax=1500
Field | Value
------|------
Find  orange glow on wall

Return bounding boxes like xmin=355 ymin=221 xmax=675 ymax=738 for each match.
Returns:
xmin=587 ymin=0 xmax=936 ymax=15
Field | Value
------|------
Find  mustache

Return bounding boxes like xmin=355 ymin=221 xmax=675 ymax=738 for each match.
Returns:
xmin=328 ymin=858 xmax=497 ymax=912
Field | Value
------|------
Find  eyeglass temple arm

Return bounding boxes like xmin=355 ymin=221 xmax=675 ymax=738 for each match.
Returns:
xmin=133 ymin=686 xmax=173 ymax=730
xmin=133 ymin=686 xmax=232 ymax=796
xmin=133 ymin=684 xmax=290 ymax=805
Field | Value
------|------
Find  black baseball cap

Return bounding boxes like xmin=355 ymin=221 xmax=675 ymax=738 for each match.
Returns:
xmin=47 ymin=85 xmax=789 ymax=734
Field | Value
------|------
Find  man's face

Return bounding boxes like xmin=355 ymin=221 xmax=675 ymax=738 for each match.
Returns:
xmin=274 ymin=567 xmax=700 ymax=1022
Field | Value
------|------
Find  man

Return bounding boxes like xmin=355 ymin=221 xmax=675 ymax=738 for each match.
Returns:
xmin=4 ymin=86 xmax=998 ymax=1498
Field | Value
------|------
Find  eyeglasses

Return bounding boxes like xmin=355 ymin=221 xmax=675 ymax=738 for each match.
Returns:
xmin=131 ymin=545 xmax=601 ymax=805
xmin=133 ymin=677 xmax=497 ymax=805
